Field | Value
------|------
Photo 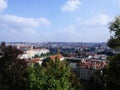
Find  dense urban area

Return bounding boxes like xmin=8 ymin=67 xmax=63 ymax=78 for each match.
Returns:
xmin=0 ymin=39 xmax=120 ymax=90
xmin=1 ymin=8 xmax=120 ymax=90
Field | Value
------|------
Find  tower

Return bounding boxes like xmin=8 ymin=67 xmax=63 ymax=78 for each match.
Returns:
xmin=57 ymin=47 xmax=60 ymax=55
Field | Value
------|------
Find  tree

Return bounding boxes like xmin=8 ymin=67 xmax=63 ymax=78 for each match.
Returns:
xmin=107 ymin=16 xmax=120 ymax=49
xmin=105 ymin=54 xmax=120 ymax=90
xmin=85 ymin=71 xmax=104 ymax=90
xmin=0 ymin=43 xmax=80 ymax=90
xmin=105 ymin=16 xmax=120 ymax=90
xmin=0 ymin=42 xmax=6 ymax=51
xmin=26 ymin=63 xmax=47 ymax=90
xmin=27 ymin=58 xmax=80 ymax=90
xmin=0 ymin=45 xmax=28 ymax=90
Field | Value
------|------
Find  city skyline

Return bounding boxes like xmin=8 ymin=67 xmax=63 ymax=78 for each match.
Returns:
xmin=0 ymin=0 xmax=120 ymax=42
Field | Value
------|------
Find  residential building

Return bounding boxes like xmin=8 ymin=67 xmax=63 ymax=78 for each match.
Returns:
xmin=77 ymin=59 xmax=107 ymax=80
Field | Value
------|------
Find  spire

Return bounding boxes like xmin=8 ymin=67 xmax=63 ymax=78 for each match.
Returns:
xmin=57 ymin=47 xmax=60 ymax=55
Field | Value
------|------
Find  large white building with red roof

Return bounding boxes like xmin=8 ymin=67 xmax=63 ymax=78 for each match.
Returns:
xmin=18 ymin=48 xmax=50 ymax=59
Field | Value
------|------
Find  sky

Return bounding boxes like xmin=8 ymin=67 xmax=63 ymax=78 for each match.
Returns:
xmin=0 ymin=0 xmax=120 ymax=42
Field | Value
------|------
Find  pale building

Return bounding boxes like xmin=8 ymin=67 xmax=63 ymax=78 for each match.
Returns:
xmin=26 ymin=48 xmax=50 ymax=58
xmin=19 ymin=48 xmax=50 ymax=59
xmin=18 ymin=54 xmax=30 ymax=59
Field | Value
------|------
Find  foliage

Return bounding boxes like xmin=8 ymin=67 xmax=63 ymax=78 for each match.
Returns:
xmin=0 ymin=43 xmax=80 ymax=90
xmin=26 ymin=63 xmax=47 ymax=90
xmin=34 ymin=53 xmax=50 ymax=58
xmin=27 ymin=58 xmax=80 ymax=90
xmin=105 ymin=16 xmax=120 ymax=90
xmin=107 ymin=16 xmax=120 ymax=49
xmin=84 ymin=71 xmax=105 ymax=90
xmin=69 ymin=71 xmax=81 ymax=90
xmin=0 ymin=45 xmax=28 ymax=90
xmin=104 ymin=54 xmax=120 ymax=90
xmin=107 ymin=56 xmax=114 ymax=61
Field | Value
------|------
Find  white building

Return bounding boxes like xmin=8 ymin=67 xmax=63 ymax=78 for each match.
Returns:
xmin=19 ymin=48 xmax=50 ymax=59
xmin=18 ymin=54 xmax=30 ymax=59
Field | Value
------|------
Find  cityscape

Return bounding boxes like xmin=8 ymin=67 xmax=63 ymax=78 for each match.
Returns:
xmin=0 ymin=41 xmax=119 ymax=90
xmin=0 ymin=0 xmax=120 ymax=90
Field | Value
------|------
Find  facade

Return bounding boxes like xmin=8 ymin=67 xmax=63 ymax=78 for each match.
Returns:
xmin=19 ymin=48 xmax=50 ymax=59
xmin=26 ymin=48 xmax=50 ymax=57
xmin=79 ymin=68 xmax=95 ymax=80
xmin=18 ymin=54 xmax=30 ymax=59
xmin=77 ymin=59 xmax=107 ymax=80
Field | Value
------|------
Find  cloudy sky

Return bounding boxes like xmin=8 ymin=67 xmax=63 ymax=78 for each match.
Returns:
xmin=0 ymin=0 xmax=120 ymax=42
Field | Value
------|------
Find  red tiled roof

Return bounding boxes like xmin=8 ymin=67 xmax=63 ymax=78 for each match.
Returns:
xmin=79 ymin=59 xmax=106 ymax=69
xmin=31 ymin=58 xmax=41 ymax=63
xmin=50 ymin=54 xmax=64 ymax=61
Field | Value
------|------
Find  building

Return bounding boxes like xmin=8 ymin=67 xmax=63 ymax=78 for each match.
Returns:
xmin=16 ymin=45 xmax=33 ymax=52
xmin=77 ymin=59 xmax=107 ymax=80
xmin=50 ymin=54 xmax=64 ymax=61
xmin=18 ymin=54 xmax=30 ymax=59
xmin=18 ymin=48 xmax=50 ymax=59
xmin=30 ymin=58 xmax=43 ymax=65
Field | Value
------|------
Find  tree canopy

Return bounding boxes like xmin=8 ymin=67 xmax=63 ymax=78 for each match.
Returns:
xmin=105 ymin=16 xmax=120 ymax=90
xmin=0 ymin=44 xmax=28 ymax=90
xmin=107 ymin=16 xmax=120 ymax=49
xmin=27 ymin=58 xmax=80 ymax=90
xmin=105 ymin=54 xmax=120 ymax=90
xmin=0 ymin=43 xmax=80 ymax=90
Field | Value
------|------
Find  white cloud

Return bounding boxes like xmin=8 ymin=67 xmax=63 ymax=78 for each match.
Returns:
xmin=61 ymin=0 xmax=82 ymax=12
xmin=115 ymin=0 xmax=120 ymax=3
xmin=82 ymin=14 xmax=112 ymax=27
xmin=0 ymin=0 xmax=7 ymax=12
xmin=0 ymin=14 xmax=51 ymax=33
xmin=0 ymin=0 xmax=51 ymax=42
xmin=58 ymin=14 xmax=112 ymax=42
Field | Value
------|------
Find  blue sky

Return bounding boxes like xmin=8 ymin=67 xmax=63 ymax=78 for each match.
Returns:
xmin=0 ymin=0 xmax=120 ymax=42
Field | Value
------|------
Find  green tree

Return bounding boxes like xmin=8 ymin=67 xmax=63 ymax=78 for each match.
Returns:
xmin=85 ymin=71 xmax=104 ymax=90
xmin=0 ymin=43 xmax=80 ymax=90
xmin=0 ymin=45 xmax=28 ymax=90
xmin=105 ymin=54 xmax=120 ymax=90
xmin=27 ymin=58 xmax=80 ymax=90
xmin=105 ymin=16 xmax=120 ymax=90
xmin=107 ymin=16 xmax=120 ymax=49
xmin=26 ymin=63 xmax=47 ymax=90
